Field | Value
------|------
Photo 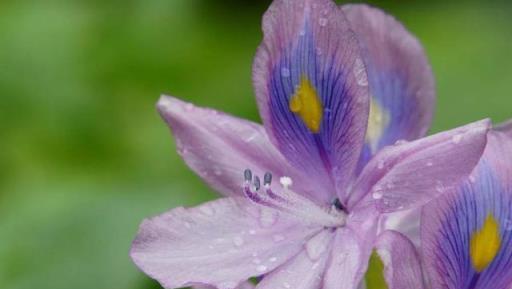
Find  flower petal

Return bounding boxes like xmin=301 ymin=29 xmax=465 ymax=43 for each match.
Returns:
xmin=256 ymin=230 xmax=334 ymax=289
xmin=253 ymin=0 xmax=370 ymax=202
xmin=323 ymin=228 xmax=366 ymax=289
xmin=375 ymin=230 xmax=425 ymax=289
xmin=379 ymin=209 xmax=421 ymax=247
xmin=193 ymin=282 xmax=255 ymax=289
xmin=157 ymin=95 xmax=321 ymax=201
xmin=348 ymin=119 xmax=490 ymax=212
xmin=130 ymin=198 xmax=320 ymax=289
xmin=343 ymin=5 xmax=435 ymax=170
xmin=422 ymin=132 xmax=512 ymax=289
xmin=496 ymin=118 xmax=512 ymax=137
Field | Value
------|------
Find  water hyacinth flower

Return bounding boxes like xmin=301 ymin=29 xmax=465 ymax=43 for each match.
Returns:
xmin=374 ymin=124 xmax=512 ymax=289
xmin=130 ymin=0 xmax=490 ymax=288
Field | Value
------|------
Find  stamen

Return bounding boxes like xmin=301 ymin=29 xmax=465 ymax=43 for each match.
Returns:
xmin=263 ymin=172 xmax=272 ymax=187
xmin=244 ymin=169 xmax=253 ymax=182
xmin=253 ymin=176 xmax=261 ymax=191
xmin=280 ymin=176 xmax=293 ymax=189
xmin=241 ymin=169 xmax=347 ymax=228
xmin=332 ymin=198 xmax=346 ymax=212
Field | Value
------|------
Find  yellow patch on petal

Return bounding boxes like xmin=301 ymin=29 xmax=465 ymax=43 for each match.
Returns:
xmin=470 ymin=214 xmax=501 ymax=272
xmin=366 ymin=98 xmax=390 ymax=152
xmin=289 ymin=76 xmax=323 ymax=133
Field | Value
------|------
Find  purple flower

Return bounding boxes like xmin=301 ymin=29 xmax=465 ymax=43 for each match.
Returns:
xmin=374 ymin=123 xmax=512 ymax=289
xmin=130 ymin=1 xmax=490 ymax=288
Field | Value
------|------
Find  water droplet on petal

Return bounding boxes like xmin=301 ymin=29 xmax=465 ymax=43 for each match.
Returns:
xmin=233 ymin=236 xmax=244 ymax=247
xmin=281 ymin=67 xmax=291 ymax=78
xmin=219 ymin=281 xmax=237 ymax=289
xmin=283 ymin=282 xmax=291 ymax=289
xmin=256 ymin=265 xmax=268 ymax=272
xmin=354 ymin=58 xmax=368 ymax=87
xmin=377 ymin=160 xmax=385 ymax=170
xmin=505 ymin=219 xmax=512 ymax=231
xmin=426 ymin=160 xmax=433 ymax=167
xmin=273 ymin=234 xmax=285 ymax=242
xmin=200 ymin=205 xmax=215 ymax=216
xmin=305 ymin=233 xmax=328 ymax=261
xmin=372 ymin=191 xmax=383 ymax=200
xmin=319 ymin=17 xmax=328 ymax=26
xmin=249 ymin=229 xmax=257 ymax=235
xmin=269 ymin=257 xmax=278 ymax=263
xmin=435 ymin=180 xmax=444 ymax=193
xmin=394 ymin=139 xmax=408 ymax=145
xmin=452 ymin=134 xmax=463 ymax=144
xmin=185 ymin=103 xmax=194 ymax=111
xmin=259 ymin=208 xmax=279 ymax=228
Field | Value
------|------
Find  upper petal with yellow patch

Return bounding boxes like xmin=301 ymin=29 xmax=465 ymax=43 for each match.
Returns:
xmin=253 ymin=0 xmax=370 ymax=203
xmin=343 ymin=5 xmax=435 ymax=172
xmin=421 ymin=130 xmax=512 ymax=289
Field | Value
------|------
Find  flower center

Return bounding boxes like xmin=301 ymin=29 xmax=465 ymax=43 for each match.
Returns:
xmin=242 ymin=169 xmax=347 ymax=228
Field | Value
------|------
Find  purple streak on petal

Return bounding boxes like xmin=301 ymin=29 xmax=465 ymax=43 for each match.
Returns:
xmin=130 ymin=198 xmax=321 ymax=289
xmin=422 ymin=160 xmax=512 ymax=289
xmin=343 ymin=5 xmax=435 ymax=172
xmin=375 ymin=230 xmax=425 ymax=289
xmin=253 ymin=0 xmax=370 ymax=203
xmin=256 ymin=230 xmax=334 ymax=289
xmin=348 ymin=119 xmax=490 ymax=212
xmin=157 ymin=95 xmax=323 ymax=202
xmin=323 ymin=228 xmax=366 ymax=289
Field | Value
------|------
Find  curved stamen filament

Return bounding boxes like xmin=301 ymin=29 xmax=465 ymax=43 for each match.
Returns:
xmin=242 ymin=169 xmax=347 ymax=228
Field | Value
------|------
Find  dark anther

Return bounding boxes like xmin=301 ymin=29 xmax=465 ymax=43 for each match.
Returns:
xmin=263 ymin=172 xmax=272 ymax=186
xmin=253 ymin=176 xmax=261 ymax=191
xmin=244 ymin=169 xmax=252 ymax=182
xmin=332 ymin=198 xmax=346 ymax=212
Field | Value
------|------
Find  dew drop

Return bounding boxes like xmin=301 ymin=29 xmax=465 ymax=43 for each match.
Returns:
xmin=269 ymin=256 xmax=278 ymax=263
xmin=426 ymin=160 xmax=433 ymax=167
xmin=273 ymin=234 xmax=285 ymax=242
xmin=354 ymin=58 xmax=368 ymax=86
xmin=256 ymin=265 xmax=268 ymax=272
xmin=252 ymin=258 xmax=261 ymax=264
xmin=377 ymin=160 xmax=385 ymax=170
xmin=233 ymin=236 xmax=244 ymax=247
xmin=219 ymin=281 xmax=237 ymax=289
xmin=200 ymin=205 xmax=215 ymax=216
xmin=185 ymin=103 xmax=194 ymax=111
xmin=505 ymin=219 xmax=512 ymax=231
xmin=319 ymin=17 xmax=328 ymax=26
xmin=259 ymin=208 xmax=279 ymax=228
xmin=452 ymin=134 xmax=463 ymax=144
xmin=435 ymin=180 xmax=444 ymax=193
xmin=249 ymin=229 xmax=257 ymax=235
xmin=305 ymin=233 xmax=328 ymax=261
xmin=372 ymin=191 xmax=383 ymax=200
xmin=283 ymin=282 xmax=291 ymax=288
xmin=281 ymin=67 xmax=291 ymax=78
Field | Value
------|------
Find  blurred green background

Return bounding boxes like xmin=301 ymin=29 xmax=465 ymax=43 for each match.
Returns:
xmin=0 ymin=0 xmax=511 ymax=289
